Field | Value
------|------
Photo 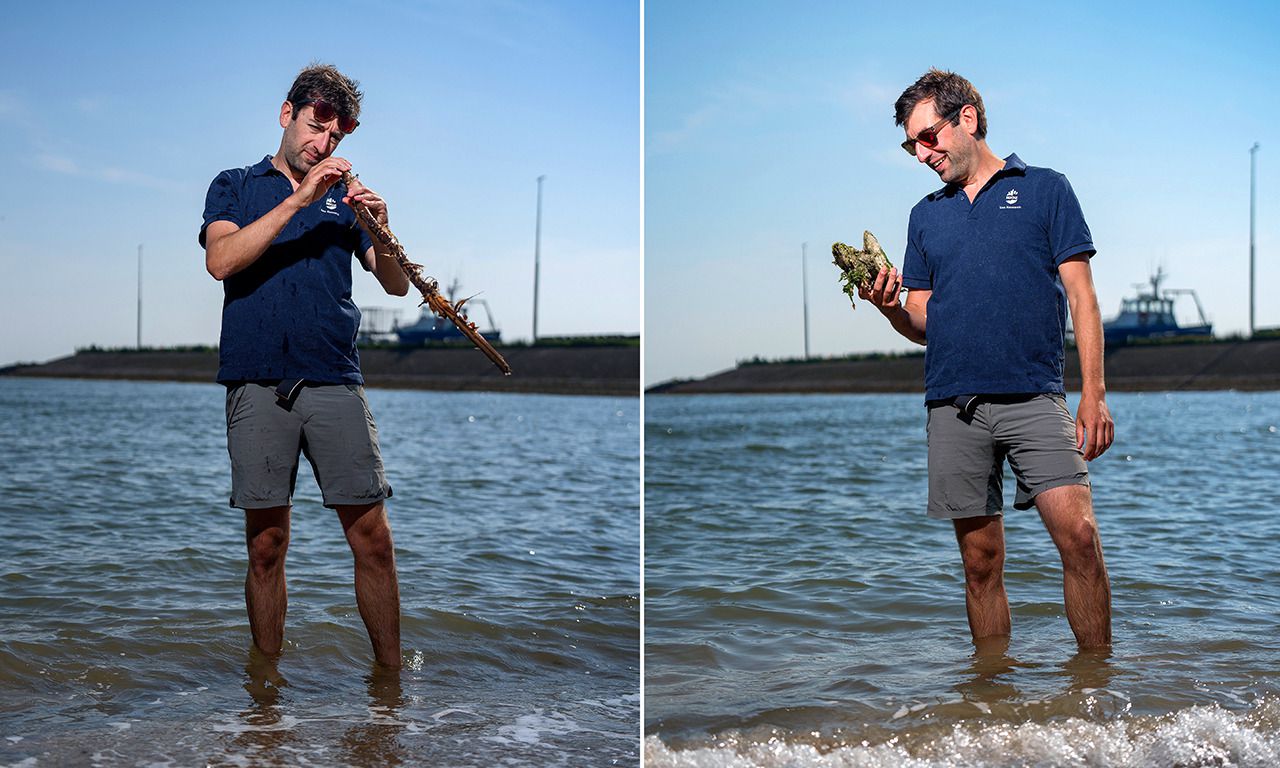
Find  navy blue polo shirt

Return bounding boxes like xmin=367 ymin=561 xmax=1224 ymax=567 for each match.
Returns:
xmin=199 ymin=156 xmax=374 ymax=384
xmin=901 ymin=154 xmax=1095 ymax=402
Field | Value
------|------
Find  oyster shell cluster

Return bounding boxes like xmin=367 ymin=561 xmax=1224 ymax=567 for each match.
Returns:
xmin=832 ymin=231 xmax=894 ymax=308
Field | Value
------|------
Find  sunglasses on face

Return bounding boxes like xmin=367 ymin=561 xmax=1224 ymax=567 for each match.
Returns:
xmin=901 ymin=105 xmax=963 ymax=156
xmin=293 ymin=98 xmax=359 ymax=134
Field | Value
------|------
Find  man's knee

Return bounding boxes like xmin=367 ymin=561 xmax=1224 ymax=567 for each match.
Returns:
xmin=340 ymin=504 xmax=396 ymax=567
xmin=247 ymin=527 xmax=289 ymax=577
xmin=246 ymin=507 xmax=291 ymax=577
xmin=356 ymin=523 xmax=396 ymax=568
xmin=1038 ymin=486 xmax=1105 ymax=567
xmin=1057 ymin=515 xmax=1104 ymax=573
xmin=962 ymin=547 xmax=1004 ymax=591
xmin=955 ymin=517 xmax=1005 ymax=589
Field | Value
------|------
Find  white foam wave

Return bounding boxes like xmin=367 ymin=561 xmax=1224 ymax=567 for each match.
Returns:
xmin=646 ymin=700 xmax=1280 ymax=768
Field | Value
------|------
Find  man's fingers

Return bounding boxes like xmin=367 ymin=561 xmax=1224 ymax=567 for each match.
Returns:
xmin=871 ymin=268 xmax=887 ymax=296
xmin=1096 ymin=420 xmax=1114 ymax=458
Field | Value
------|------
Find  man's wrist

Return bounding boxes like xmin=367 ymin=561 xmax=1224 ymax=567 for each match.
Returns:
xmin=1081 ymin=382 xmax=1107 ymax=399
xmin=878 ymin=301 xmax=905 ymax=321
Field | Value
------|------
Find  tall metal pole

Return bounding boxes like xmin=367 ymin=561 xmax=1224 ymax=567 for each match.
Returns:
xmin=802 ymin=242 xmax=810 ymax=359
xmin=533 ymin=175 xmax=545 ymax=343
xmin=137 ymin=244 xmax=143 ymax=349
xmin=1250 ymin=143 xmax=1259 ymax=338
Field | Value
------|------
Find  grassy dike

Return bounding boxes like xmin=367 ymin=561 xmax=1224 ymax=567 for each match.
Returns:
xmin=649 ymin=338 xmax=1280 ymax=394
xmin=3 ymin=339 xmax=640 ymax=397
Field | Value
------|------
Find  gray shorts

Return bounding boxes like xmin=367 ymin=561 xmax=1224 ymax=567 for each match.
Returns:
xmin=225 ymin=383 xmax=392 ymax=510
xmin=925 ymin=393 xmax=1088 ymax=519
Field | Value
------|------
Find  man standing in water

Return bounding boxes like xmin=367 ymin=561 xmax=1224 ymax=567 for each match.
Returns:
xmin=200 ymin=64 xmax=409 ymax=667
xmin=861 ymin=68 xmax=1114 ymax=649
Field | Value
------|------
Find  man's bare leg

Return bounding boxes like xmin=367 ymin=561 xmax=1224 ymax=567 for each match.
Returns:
xmin=337 ymin=502 xmax=401 ymax=667
xmin=953 ymin=515 xmax=1011 ymax=642
xmin=245 ymin=505 xmax=291 ymax=656
xmin=1036 ymin=484 xmax=1111 ymax=649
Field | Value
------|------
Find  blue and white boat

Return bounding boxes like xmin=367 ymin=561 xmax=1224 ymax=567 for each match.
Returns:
xmin=394 ymin=279 xmax=503 ymax=346
xmin=1102 ymin=268 xmax=1212 ymax=345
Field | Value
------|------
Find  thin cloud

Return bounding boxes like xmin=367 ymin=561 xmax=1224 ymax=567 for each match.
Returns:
xmin=35 ymin=153 xmax=79 ymax=175
xmin=32 ymin=151 xmax=178 ymax=190
xmin=649 ymin=103 xmax=721 ymax=155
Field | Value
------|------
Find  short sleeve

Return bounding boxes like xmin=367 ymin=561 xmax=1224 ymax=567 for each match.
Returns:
xmin=199 ymin=170 xmax=244 ymax=248
xmin=1049 ymin=173 xmax=1095 ymax=265
xmin=901 ymin=205 xmax=931 ymax=290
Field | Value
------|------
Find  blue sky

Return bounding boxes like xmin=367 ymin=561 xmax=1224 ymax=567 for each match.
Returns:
xmin=645 ymin=1 xmax=1279 ymax=386
xmin=0 ymin=0 xmax=639 ymax=367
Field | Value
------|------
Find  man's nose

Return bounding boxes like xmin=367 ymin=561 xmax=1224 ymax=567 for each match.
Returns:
xmin=915 ymin=143 xmax=935 ymax=164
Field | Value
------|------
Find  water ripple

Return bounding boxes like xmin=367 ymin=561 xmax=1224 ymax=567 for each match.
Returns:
xmin=0 ymin=378 xmax=638 ymax=766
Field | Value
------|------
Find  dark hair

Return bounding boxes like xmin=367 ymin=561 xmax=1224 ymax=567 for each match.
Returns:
xmin=894 ymin=68 xmax=986 ymax=140
xmin=285 ymin=62 xmax=364 ymax=121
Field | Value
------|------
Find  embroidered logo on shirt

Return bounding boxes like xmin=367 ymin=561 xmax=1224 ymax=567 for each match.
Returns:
xmin=1000 ymin=188 xmax=1022 ymax=210
xmin=323 ymin=196 xmax=339 ymax=215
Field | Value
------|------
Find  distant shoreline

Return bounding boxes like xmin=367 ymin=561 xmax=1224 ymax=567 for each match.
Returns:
xmin=2 ymin=344 xmax=640 ymax=397
xmin=649 ymin=338 xmax=1280 ymax=394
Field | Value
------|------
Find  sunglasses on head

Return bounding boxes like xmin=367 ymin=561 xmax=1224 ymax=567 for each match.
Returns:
xmin=901 ymin=105 xmax=964 ymax=156
xmin=293 ymin=98 xmax=359 ymax=134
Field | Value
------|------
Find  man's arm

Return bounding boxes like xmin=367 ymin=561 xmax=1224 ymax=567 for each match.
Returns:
xmin=345 ymin=180 xmax=410 ymax=297
xmin=205 ymin=201 xmax=302 ymax=281
xmin=1059 ymin=254 xmax=1114 ymax=460
xmin=860 ymin=267 xmax=928 ymax=345
xmin=205 ymin=157 xmax=352 ymax=281
xmin=362 ymin=245 xmax=411 ymax=296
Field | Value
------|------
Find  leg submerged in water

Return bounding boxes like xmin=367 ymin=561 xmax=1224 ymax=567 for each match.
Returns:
xmin=1036 ymin=484 xmax=1111 ymax=649
xmin=339 ymin=502 xmax=402 ymax=668
xmin=953 ymin=515 xmax=1012 ymax=643
xmin=245 ymin=505 xmax=291 ymax=657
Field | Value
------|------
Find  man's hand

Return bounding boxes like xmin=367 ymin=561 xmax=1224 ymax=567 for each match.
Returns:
xmin=858 ymin=267 xmax=904 ymax=314
xmin=1075 ymin=393 xmax=1114 ymax=461
xmin=343 ymin=176 xmax=389 ymax=233
xmin=858 ymin=267 xmax=926 ymax=345
xmin=292 ymin=157 xmax=352 ymax=208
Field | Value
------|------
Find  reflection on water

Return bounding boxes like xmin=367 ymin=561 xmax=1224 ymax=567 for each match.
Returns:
xmin=954 ymin=637 xmax=1022 ymax=705
xmin=338 ymin=667 xmax=408 ymax=767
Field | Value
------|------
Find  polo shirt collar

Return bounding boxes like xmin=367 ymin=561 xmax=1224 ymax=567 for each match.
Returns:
xmin=928 ymin=152 xmax=1027 ymax=200
xmin=250 ymin=155 xmax=279 ymax=177
xmin=1001 ymin=153 xmax=1027 ymax=175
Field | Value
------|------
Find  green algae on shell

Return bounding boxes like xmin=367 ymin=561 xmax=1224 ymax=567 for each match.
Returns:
xmin=832 ymin=231 xmax=894 ymax=308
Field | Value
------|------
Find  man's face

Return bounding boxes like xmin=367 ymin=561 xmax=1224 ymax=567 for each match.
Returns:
xmin=278 ymin=102 xmax=346 ymax=178
xmin=904 ymin=99 xmax=972 ymax=186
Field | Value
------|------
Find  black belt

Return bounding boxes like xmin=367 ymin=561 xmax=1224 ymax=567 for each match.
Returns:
xmin=929 ymin=393 xmax=1039 ymax=417
xmin=274 ymin=378 xmax=307 ymax=408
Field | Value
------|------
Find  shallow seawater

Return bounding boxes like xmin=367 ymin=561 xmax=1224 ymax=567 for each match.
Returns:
xmin=0 ymin=377 xmax=639 ymax=767
xmin=645 ymin=391 xmax=1280 ymax=767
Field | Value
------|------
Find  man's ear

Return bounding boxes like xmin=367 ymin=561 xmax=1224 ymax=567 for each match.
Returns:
xmin=279 ymin=100 xmax=293 ymax=129
xmin=960 ymin=104 xmax=980 ymax=137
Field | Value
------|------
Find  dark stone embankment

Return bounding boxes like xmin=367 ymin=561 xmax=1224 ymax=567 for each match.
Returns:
xmin=3 ymin=345 xmax=640 ymax=397
xmin=650 ymin=339 xmax=1280 ymax=394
